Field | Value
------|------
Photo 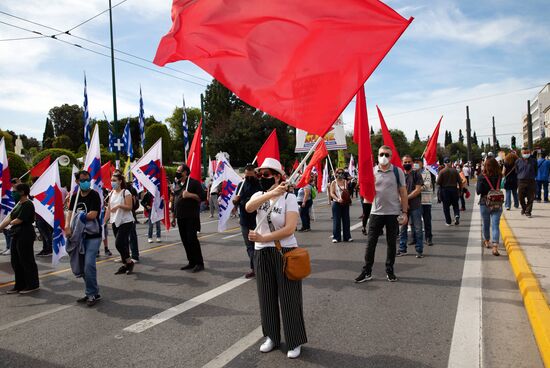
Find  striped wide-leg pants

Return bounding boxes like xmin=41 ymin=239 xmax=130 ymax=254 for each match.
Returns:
xmin=254 ymin=247 xmax=307 ymax=350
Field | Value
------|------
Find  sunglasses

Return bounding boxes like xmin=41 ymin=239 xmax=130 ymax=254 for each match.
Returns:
xmin=261 ymin=171 xmax=274 ymax=178
xmin=80 ymin=178 xmax=91 ymax=183
xmin=379 ymin=153 xmax=391 ymax=158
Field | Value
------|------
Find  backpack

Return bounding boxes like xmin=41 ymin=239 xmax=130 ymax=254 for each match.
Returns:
xmin=392 ymin=166 xmax=401 ymax=187
xmin=484 ymin=175 xmax=504 ymax=211
xmin=311 ymin=185 xmax=317 ymax=200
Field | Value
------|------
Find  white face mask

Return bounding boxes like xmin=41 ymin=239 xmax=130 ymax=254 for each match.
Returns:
xmin=522 ymin=153 xmax=530 ymax=159
xmin=379 ymin=156 xmax=390 ymax=165
xmin=413 ymin=163 xmax=420 ymax=170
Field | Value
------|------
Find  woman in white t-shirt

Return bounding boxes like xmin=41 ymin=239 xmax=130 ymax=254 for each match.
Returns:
xmin=246 ymin=158 xmax=307 ymax=359
xmin=104 ymin=173 xmax=135 ymax=275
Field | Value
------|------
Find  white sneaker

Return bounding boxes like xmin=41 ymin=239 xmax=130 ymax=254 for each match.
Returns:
xmin=156 ymin=237 xmax=161 ymax=243
xmin=147 ymin=238 xmax=153 ymax=243
xmin=131 ymin=258 xmax=140 ymax=264
xmin=260 ymin=337 xmax=275 ymax=353
xmin=287 ymin=346 xmax=301 ymax=359
xmin=332 ymin=239 xmax=338 ymax=243
xmin=3 ymin=249 xmax=11 ymax=255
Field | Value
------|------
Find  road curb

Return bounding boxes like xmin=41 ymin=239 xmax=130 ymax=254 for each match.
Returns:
xmin=500 ymin=215 xmax=550 ymax=367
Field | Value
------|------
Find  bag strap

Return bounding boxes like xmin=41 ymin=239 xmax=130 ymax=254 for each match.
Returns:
xmin=392 ymin=166 xmax=401 ymax=187
xmin=484 ymin=175 xmax=501 ymax=191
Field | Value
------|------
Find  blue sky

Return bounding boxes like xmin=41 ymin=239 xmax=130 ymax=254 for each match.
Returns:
xmin=1 ymin=0 xmax=549 ymax=147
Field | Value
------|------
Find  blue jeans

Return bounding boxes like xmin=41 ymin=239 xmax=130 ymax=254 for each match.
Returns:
xmin=83 ymin=237 xmax=101 ymax=297
xmin=480 ymin=204 xmax=502 ymax=244
xmin=332 ymin=202 xmax=351 ymax=241
xmin=35 ymin=217 xmax=53 ymax=253
xmin=505 ymin=189 xmax=519 ymax=209
xmin=148 ymin=219 xmax=161 ymax=238
xmin=298 ymin=199 xmax=312 ymax=230
xmin=411 ymin=205 xmax=432 ymax=242
xmin=536 ymin=180 xmax=549 ymax=201
xmin=399 ymin=207 xmax=423 ymax=253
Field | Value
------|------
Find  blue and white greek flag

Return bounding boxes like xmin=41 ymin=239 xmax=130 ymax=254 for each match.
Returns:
xmin=108 ymin=122 xmax=116 ymax=152
xmin=83 ymin=75 xmax=90 ymax=148
xmin=124 ymin=119 xmax=133 ymax=159
xmin=139 ymin=87 xmax=145 ymax=152
xmin=182 ymin=95 xmax=189 ymax=159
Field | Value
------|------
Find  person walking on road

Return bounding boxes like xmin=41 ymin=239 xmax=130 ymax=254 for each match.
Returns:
xmin=515 ymin=147 xmax=538 ymax=218
xmin=535 ymin=154 xmax=550 ymax=202
xmin=142 ymin=189 xmax=162 ymax=243
xmin=207 ymin=180 xmax=219 ymax=218
xmin=233 ymin=164 xmax=262 ymax=279
xmin=412 ymin=158 xmax=434 ymax=246
xmin=477 ymin=157 xmax=503 ymax=256
xmin=502 ymin=152 xmax=519 ymax=210
xmin=355 ymin=146 xmax=408 ymax=283
xmin=175 ymin=164 xmax=207 ymax=273
xmin=105 ymin=173 xmax=135 ymax=275
xmin=437 ymin=157 xmax=463 ymax=226
xmin=297 ymin=177 xmax=313 ymax=232
xmin=246 ymin=158 xmax=307 ymax=359
xmin=463 ymin=163 xmax=471 ymax=186
xmin=397 ymin=155 xmax=424 ymax=258
xmin=0 ymin=183 xmax=40 ymax=294
xmin=329 ymin=168 xmax=353 ymax=243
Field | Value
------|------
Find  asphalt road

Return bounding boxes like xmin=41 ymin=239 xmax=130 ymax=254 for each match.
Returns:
xmin=0 ymin=193 xmax=542 ymax=368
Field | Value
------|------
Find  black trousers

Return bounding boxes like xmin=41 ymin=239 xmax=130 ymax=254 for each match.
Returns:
xmin=361 ymin=202 xmax=372 ymax=229
xmin=177 ymin=217 xmax=204 ymax=266
xmin=35 ymin=217 xmax=53 ymax=253
xmin=11 ymin=230 xmax=39 ymax=290
xmin=441 ymin=187 xmax=460 ymax=224
xmin=254 ymin=247 xmax=307 ymax=350
xmin=112 ymin=222 xmax=133 ymax=262
xmin=362 ymin=214 xmax=398 ymax=275
xmin=241 ymin=225 xmax=255 ymax=270
xmin=518 ymin=179 xmax=536 ymax=214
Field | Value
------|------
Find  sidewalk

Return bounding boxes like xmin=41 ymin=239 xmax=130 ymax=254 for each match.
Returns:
xmin=501 ymin=201 xmax=550 ymax=367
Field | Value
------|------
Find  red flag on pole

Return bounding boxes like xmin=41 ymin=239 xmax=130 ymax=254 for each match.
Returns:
xmin=256 ymin=129 xmax=280 ymax=166
xmin=292 ymin=159 xmax=300 ymax=172
xmin=423 ymin=116 xmax=443 ymax=166
xmin=296 ymin=141 xmax=329 ymax=188
xmin=316 ymin=160 xmax=323 ymax=192
xmin=186 ymin=119 xmax=202 ymax=182
xmin=160 ymin=166 xmax=171 ymax=231
xmin=154 ymin=1 xmax=412 ymax=137
xmin=377 ymin=106 xmax=403 ymax=169
xmin=354 ymin=86 xmax=376 ymax=202
xmin=30 ymin=155 xmax=51 ymax=178
xmin=101 ymin=162 xmax=113 ymax=190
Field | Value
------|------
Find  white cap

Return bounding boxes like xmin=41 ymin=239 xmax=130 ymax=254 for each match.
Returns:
xmin=256 ymin=158 xmax=285 ymax=176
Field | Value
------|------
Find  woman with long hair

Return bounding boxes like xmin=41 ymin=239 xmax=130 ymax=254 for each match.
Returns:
xmin=477 ymin=157 xmax=503 ymax=256
xmin=502 ymin=152 xmax=519 ymax=210
xmin=329 ymin=168 xmax=352 ymax=243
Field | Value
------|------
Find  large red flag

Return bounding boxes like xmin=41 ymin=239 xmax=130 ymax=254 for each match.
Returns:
xmin=423 ymin=116 xmax=443 ymax=166
xmin=30 ymin=155 xmax=51 ymax=178
xmin=377 ymin=106 xmax=403 ymax=169
xmin=296 ymin=141 xmax=329 ymax=188
xmin=154 ymin=1 xmax=412 ymax=137
xmin=101 ymin=162 xmax=113 ymax=190
xmin=354 ymin=86 xmax=376 ymax=202
xmin=256 ymin=129 xmax=280 ymax=166
xmin=186 ymin=119 xmax=202 ymax=182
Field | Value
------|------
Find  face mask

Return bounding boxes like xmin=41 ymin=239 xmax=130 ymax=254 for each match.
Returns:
xmin=260 ymin=177 xmax=276 ymax=191
xmin=413 ymin=163 xmax=420 ymax=170
xmin=403 ymin=164 xmax=412 ymax=171
xmin=522 ymin=154 xmax=530 ymax=159
xmin=379 ymin=156 xmax=390 ymax=166
xmin=337 ymin=173 xmax=345 ymax=179
xmin=79 ymin=180 xmax=91 ymax=191
xmin=12 ymin=192 xmax=21 ymax=203
xmin=111 ymin=181 xmax=120 ymax=190
xmin=175 ymin=172 xmax=182 ymax=180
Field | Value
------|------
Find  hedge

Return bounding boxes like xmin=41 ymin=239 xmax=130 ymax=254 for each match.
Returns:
xmin=32 ymin=148 xmax=78 ymax=166
xmin=7 ymin=152 xmax=28 ymax=179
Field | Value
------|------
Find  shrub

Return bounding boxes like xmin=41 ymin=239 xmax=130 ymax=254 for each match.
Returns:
xmin=32 ymin=149 xmax=78 ymax=166
xmin=7 ymin=152 xmax=28 ymax=180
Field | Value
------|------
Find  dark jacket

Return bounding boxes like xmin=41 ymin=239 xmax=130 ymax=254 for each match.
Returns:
xmin=503 ymin=162 xmax=518 ymax=190
xmin=515 ymin=157 xmax=537 ymax=181
xmin=476 ymin=174 xmax=500 ymax=203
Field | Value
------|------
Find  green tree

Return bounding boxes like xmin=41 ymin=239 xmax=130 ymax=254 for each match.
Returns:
xmin=166 ymin=106 xmax=202 ymax=161
xmin=370 ymin=129 xmax=410 ymax=160
xmin=53 ymin=135 xmax=73 ymax=149
xmin=413 ymin=130 xmax=420 ymax=142
xmin=48 ymin=104 xmax=84 ymax=151
xmin=32 ymin=148 xmax=78 ymax=166
xmin=370 ymin=126 xmax=375 ymax=135
xmin=144 ymin=123 xmax=173 ymax=164
xmin=7 ymin=152 xmax=27 ymax=179
xmin=472 ymin=131 xmax=478 ymax=146
xmin=535 ymin=137 xmax=550 ymax=155
xmin=458 ymin=129 xmax=464 ymax=144
xmin=0 ymin=130 xmax=14 ymax=151
xmin=446 ymin=142 xmax=467 ymax=162
xmin=42 ymin=117 xmax=55 ymax=149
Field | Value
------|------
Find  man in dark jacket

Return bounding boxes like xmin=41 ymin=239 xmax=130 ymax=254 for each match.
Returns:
xmin=174 ymin=164 xmax=207 ymax=272
xmin=436 ymin=158 xmax=463 ymax=226
xmin=515 ymin=147 xmax=538 ymax=217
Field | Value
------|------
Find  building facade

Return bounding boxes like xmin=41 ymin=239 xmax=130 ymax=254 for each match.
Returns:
xmin=523 ymin=83 xmax=550 ymax=147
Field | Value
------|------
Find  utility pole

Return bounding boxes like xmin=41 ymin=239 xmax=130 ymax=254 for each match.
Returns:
xmin=466 ymin=106 xmax=472 ymax=163
xmin=492 ymin=116 xmax=497 ymax=151
xmin=527 ymin=100 xmax=533 ymax=150
xmin=108 ymin=0 xmax=119 ymax=164
xmin=200 ymin=93 xmax=207 ymax=178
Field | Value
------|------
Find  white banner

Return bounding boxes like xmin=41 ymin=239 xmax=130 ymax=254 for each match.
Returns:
xmin=295 ymin=115 xmax=347 ymax=153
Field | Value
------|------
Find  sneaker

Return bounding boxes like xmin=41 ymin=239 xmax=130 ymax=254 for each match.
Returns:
xmin=416 ymin=253 xmax=424 ymax=258
xmin=260 ymin=337 xmax=276 ymax=353
xmin=526 ymin=213 xmax=532 ymax=218
xmin=19 ymin=287 xmax=40 ymax=294
xmin=192 ymin=264 xmax=204 ymax=273
xmin=114 ymin=265 xmax=127 ymax=275
xmin=245 ymin=271 xmax=256 ymax=279
xmin=126 ymin=261 xmax=135 ymax=275
xmin=287 ymin=345 xmax=302 ymax=359
xmin=445 ymin=223 xmax=452 ymax=227
xmin=386 ymin=273 xmax=398 ymax=282
xmin=354 ymin=271 xmax=373 ymax=283
xmin=77 ymin=295 xmax=88 ymax=303
xmin=454 ymin=216 xmax=460 ymax=225
xmin=345 ymin=238 xmax=353 ymax=242
xmin=521 ymin=210 xmax=525 ymax=215
xmin=6 ymin=288 xmax=20 ymax=294
xmin=42 ymin=251 xmax=52 ymax=257
xmin=131 ymin=258 xmax=139 ymax=264
xmin=147 ymin=238 xmax=153 ymax=243
xmin=3 ymin=249 xmax=10 ymax=255
xmin=114 ymin=258 xmax=122 ymax=263
xmin=506 ymin=207 xmax=511 ymax=211
xmin=180 ymin=264 xmax=195 ymax=270
xmin=396 ymin=250 xmax=407 ymax=257
xmin=104 ymin=249 xmax=113 ymax=256
xmin=156 ymin=237 xmax=162 ymax=242
xmin=332 ymin=239 xmax=339 ymax=243
xmin=86 ymin=294 xmax=101 ymax=307
xmin=36 ymin=250 xmax=46 ymax=257
xmin=426 ymin=239 xmax=433 ymax=246
xmin=298 ymin=228 xmax=307 ymax=232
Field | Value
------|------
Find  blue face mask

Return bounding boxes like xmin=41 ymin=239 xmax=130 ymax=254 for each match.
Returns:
xmin=80 ymin=180 xmax=91 ymax=191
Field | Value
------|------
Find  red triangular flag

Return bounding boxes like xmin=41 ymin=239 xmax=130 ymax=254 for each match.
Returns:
xmin=101 ymin=162 xmax=113 ymax=190
xmin=186 ymin=119 xmax=202 ymax=182
xmin=316 ymin=160 xmax=323 ymax=192
xmin=354 ymin=86 xmax=376 ymax=202
xmin=160 ymin=166 xmax=171 ymax=231
xmin=296 ymin=141 xmax=329 ymax=188
xmin=292 ymin=159 xmax=300 ymax=171
xmin=376 ymin=106 xmax=403 ymax=169
xmin=256 ymin=129 xmax=280 ymax=166
xmin=154 ymin=1 xmax=412 ymax=136
xmin=423 ymin=116 xmax=443 ymax=166
xmin=30 ymin=155 xmax=51 ymax=178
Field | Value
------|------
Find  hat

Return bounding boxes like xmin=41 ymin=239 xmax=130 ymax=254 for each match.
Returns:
xmin=443 ymin=157 xmax=451 ymax=163
xmin=256 ymin=158 xmax=285 ymax=176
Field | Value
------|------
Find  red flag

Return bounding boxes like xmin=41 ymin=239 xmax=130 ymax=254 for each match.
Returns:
xmin=316 ymin=160 xmax=323 ymax=192
xmin=160 ymin=166 xmax=171 ymax=231
xmin=377 ymin=106 xmax=403 ymax=169
xmin=30 ymin=155 xmax=51 ymax=178
xmin=292 ymin=159 xmax=300 ymax=171
xmin=256 ymin=129 xmax=280 ymax=166
xmin=154 ymin=1 xmax=412 ymax=137
xmin=423 ymin=116 xmax=443 ymax=166
xmin=186 ymin=119 xmax=202 ymax=182
xmin=101 ymin=162 xmax=113 ymax=190
xmin=354 ymin=86 xmax=376 ymax=202
xmin=296 ymin=141 xmax=329 ymax=188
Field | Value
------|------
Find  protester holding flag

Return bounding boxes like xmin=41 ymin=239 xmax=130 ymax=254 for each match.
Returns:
xmin=245 ymin=158 xmax=307 ymax=359
xmin=0 ymin=183 xmax=39 ymax=294
xmin=233 ymin=164 xmax=262 ymax=278
xmin=329 ymin=168 xmax=353 ymax=243
xmin=105 ymin=173 xmax=135 ymax=275
xmin=66 ymin=170 xmax=102 ymax=306
xmin=174 ymin=164 xmax=206 ymax=273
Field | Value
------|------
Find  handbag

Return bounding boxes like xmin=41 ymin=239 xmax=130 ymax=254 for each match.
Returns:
xmin=266 ymin=200 xmax=311 ymax=281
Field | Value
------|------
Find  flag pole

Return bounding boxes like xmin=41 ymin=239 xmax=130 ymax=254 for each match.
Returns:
xmin=185 ymin=152 xmax=195 ymax=191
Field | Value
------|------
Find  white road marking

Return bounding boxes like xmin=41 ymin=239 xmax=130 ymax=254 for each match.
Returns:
xmin=447 ymin=196 xmax=483 ymax=368
xmin=0 ymin=304 xmax=73 ymax=332
xmin=123 ymin=277 xmax=251 ymax=333
xmin=222 ymin=233 xmax=241 ymax=240
xmin=201 ymin=219 xmax=220 ymax=225
xmin=202 ymin=326 xmax=263 ymax=368
xmin=327 ymin=222 xmax=362 ymax=238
